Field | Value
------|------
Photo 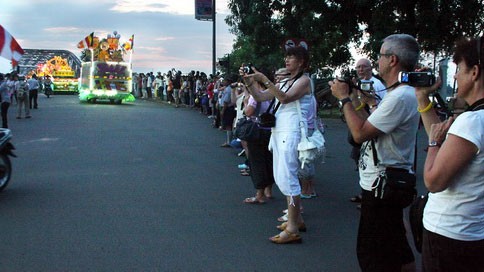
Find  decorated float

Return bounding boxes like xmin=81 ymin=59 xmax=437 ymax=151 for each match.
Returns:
xmin=33 ymin=56 xmax=79 ymax=94
xmin=77 ymin=31 xmax=135 ymax=104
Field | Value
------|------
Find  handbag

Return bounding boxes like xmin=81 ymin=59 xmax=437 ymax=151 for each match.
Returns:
xmin=234 ymin=117 xmax=260 ymax=141
xmin=409 ymin=193 xmax=429 ymax=253
xmin=234 ymin=102 xmax=262 ymax=142
xmin=296 ymin=100 xmax=326 ymax=169
xmin=370 ymin=140 xmax=417 ymax=208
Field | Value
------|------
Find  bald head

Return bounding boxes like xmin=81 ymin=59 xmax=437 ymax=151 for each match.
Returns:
xmin=356 ymin=58 xmax=373 ymax=80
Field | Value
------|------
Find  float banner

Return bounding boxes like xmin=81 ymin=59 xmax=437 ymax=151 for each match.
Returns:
xmin=195 ymin=0 xmax=213 ymax=21
xmin=0 ymin=25 xmax=25 ymax=67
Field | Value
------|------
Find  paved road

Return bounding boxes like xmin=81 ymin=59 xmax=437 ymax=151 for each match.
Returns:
xmin=0 ymin=95 xmax=428 ymax=271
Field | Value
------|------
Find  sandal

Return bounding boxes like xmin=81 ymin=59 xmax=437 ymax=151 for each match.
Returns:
xmin=300 ymin=194 xmax=312 ymax=199
xmin=282 ymin=208 xmax=304 ymax=214
xmin=277 ymin=214 xmax=288 ymax=222
xmin=350 ymin=194 xmax=362 ymax=203
xmin=243 ymin=197 xmax=266 ymax=204
xmin=276 ymin=222 xmax=307 ymax=232
xmin=269 ymin=229 xmax=302 ymax=244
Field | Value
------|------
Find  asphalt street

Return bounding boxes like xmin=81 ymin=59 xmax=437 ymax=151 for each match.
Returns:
xmin=0 ymin=94 xmax=428 ymax=271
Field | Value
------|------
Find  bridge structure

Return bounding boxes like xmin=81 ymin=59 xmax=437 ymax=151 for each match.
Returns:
xmin=17 ymin=49 xmax=81 ymax=77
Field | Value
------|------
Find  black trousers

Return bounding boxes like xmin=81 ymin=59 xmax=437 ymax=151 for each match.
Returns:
xmin=29 ymin=89 xmax=38 ymax=108
xmin=357 ymin=189 xmax=414 ymax=272
xmin=422 ymin=229 xmax=484 ymax=272
xmin=1 ymin=102 xmax=10 ymax=128
xmin=246 ymin=131 xmax=274 ymax=190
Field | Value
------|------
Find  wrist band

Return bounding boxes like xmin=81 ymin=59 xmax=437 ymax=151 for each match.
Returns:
xmin=418 ymin=101 xmax=433 ymax=113
xmin=355 ymin=103 xmax=366 ymax=111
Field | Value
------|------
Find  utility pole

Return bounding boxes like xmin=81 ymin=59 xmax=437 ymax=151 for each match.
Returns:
xmin=212 ymin=0 xmax=216 ymax=76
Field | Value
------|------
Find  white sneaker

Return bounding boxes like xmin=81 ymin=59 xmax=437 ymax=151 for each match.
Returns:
xmin=237 ymin=163 xmax=248 ymax=169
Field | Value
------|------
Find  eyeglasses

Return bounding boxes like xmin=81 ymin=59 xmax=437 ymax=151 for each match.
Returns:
xmin=275 ymin=73 xmax=291 ymax=76
xmin=356 ymin=65 xmax=371 ymax=69
xmin=378 ymin=53 xmax=393 ymax=59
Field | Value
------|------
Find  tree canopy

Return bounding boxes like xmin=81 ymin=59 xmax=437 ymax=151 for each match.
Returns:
xmin=223 ymin=0 xmax=484 ymax=76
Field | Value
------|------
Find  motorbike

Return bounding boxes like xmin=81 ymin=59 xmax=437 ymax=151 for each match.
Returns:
xmin=0 ymin=128 xmax=16 ymax=192
xmin=44 ymin=85 xmax=53 ymax=98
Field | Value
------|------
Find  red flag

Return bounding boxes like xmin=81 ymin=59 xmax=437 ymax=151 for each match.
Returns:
xmin=0 ymin=25 xmax=25 ymax=67
xmin=77 ymin=32 xmax=94 ymax=49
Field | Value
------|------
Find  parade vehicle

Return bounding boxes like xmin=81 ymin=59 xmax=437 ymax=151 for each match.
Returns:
xmin=33 ymin=56 xmax=79 ymax=94
xmin=78 ymin=61 xmax=134 ymax=104
xmin=77 ymin=31 xmax=135 ymax=104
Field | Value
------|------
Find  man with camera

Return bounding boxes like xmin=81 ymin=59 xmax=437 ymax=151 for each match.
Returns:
xmin=330 ymin=34 xmax=420 ymax=271
xmin=350 ymin=58 xmax=387 ymax=206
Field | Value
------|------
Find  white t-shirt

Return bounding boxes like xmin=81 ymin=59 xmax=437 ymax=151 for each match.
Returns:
xmin=359 ymin=85 xmax=419 ymax=190
xmin=423 ymin=110 xmax=484 ymax=241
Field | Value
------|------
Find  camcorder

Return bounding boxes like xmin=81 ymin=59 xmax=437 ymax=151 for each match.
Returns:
xmin=398 ymin=71 xmax=435 ymax=87
xmin=243 ymin=63 xmax=254 ymax=74
xmin=337 ymin=77 xmax=375 ymax=96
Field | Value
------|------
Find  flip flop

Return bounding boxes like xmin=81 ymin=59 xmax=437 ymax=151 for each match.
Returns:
xmin=243 ymin=197 xmax=266 ymax=204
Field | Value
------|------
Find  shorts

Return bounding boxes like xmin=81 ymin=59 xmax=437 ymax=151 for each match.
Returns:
xmin=270 ymin=130 xmax=301 ymax=196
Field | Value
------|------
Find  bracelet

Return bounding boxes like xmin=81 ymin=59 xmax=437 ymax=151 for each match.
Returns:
xmin=418 ymin=101 xmax=433 ymax=113
xmin=355 ymin=103 xmax=366 ymax=111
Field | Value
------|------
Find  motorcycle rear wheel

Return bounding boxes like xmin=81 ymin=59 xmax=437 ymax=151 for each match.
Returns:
xmin=0 ymin=154 xmax=12 ymax=192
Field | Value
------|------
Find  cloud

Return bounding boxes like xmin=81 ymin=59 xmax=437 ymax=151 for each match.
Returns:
xmin=155 ymin=37 xmax=175 ymax=41
xmin=110 ymin=0 xmax=188 ymax=14
xmin=110 ymin=0 xmax=230 ymax=15
xmin=44 ymin=27 xmax=83 ymax=33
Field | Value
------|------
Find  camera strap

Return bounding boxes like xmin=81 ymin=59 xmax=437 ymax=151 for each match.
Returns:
xmin=269 ymin=72 xmax=304 ymax=114
xmin=465 ymin=98 xmax=484 ymax=112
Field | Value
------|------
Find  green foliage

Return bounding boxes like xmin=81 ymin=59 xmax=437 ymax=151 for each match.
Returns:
xmin=224 ymin=0 xmax=484 ymax=75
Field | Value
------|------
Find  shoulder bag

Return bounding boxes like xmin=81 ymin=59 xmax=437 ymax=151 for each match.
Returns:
xmin=370 ymin=140 xmax=417 ymax=208
xmin=234 ymin=102 xmax=261 ymax=142
xmin=296 ymin=99 xmax=326 ymax=169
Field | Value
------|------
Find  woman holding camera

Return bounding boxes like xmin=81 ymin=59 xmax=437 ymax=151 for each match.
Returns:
xmin=241 ymin=46 xmax=316 ymax=244
xmin=416 ymin=37 xmax=484 ymax=271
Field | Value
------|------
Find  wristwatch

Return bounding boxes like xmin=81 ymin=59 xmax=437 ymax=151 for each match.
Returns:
xmin=338 ymin=97 xmax=352 ymax=109
xmin=428 ymin=140 xmax=441 ymax=147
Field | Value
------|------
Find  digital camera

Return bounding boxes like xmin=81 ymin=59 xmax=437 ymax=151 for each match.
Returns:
xmin=398 ymin=71 xmax=435 ymax=87
xmin=358 ymin=81 xmax=373 ymax=92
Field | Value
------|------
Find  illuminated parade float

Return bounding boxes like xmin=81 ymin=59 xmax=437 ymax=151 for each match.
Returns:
xmin=37 ymin=56 xmax=78 ymax=93
xmin=77 ymin=31 xmax=135 ymax=104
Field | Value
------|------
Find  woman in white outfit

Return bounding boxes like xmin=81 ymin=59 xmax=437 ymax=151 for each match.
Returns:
xmin=241 ymin=46 xmax=315 ymax=244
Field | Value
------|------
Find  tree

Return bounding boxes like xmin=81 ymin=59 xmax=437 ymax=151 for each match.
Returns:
xmin=225 ymin=0 xmax=484 ymax=75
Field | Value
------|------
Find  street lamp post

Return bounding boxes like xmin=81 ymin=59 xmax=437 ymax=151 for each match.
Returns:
xmin=212 ymin=0 xmax=216 ymax=76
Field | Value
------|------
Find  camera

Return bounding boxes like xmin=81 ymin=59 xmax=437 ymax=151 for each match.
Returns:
xmin=398 ymin=71 xmax=435 ymax=87
xmin=243 ymin=63 xmax=254 ymax=74
xmin=358 ymin=81 xmax=373 ymax=92
xmin=337 ymin=78 xmax=374 ymax=94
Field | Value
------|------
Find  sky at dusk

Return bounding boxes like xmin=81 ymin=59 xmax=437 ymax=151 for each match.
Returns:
xmin=0 ymin=0 xmax=235 ymax=75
